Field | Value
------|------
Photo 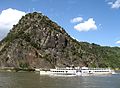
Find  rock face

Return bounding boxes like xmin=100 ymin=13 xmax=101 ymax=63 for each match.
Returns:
xmin=0 ymin=12 xmax=120 ymax=69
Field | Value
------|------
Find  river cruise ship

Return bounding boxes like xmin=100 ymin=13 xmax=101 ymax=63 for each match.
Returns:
xmin=80 ymin=67 xmax=114 ymax=76
xmin=50 ymin=67 xmax=80 ymax=76
xmin=39 ymin=67 xmax=115 ymax=76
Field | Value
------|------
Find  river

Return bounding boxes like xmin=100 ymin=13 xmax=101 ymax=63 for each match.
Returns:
xmin=0 ymin=72 xmax=120 ymax=88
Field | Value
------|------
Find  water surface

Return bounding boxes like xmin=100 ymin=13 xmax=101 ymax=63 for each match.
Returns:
xmin=0 ymin=72 xmax=120 ymax=88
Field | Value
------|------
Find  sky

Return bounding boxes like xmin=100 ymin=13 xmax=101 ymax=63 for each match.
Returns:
xmin=0 ymin=0 xmax=120 ymax=47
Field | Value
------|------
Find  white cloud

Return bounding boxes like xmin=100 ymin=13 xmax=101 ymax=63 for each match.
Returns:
xmin=108 ymin=0 xmax=120 ymax=9
xmin=116 ymin=40 xmax=120 ymax=44
xmin=0 ymin=8 xmax=26 ymax=30
xmin=0 ymin=8 xmax=26 ymax=40
xmin=71 ymin=17 xmax=83 ymax=23
xmin=73 ymin=18 xmax=97 ymax=32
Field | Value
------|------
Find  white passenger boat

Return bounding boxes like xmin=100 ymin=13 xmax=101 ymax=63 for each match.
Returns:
xmin=40 ymin=67 xmax=115 ymax=76
xmin=50 ymin=67 xmax=79 ymax=76
xmin=40 ymin=67 xmax=79 ymax=76
xmin=80 ymin=67 xmax=114 ymax=76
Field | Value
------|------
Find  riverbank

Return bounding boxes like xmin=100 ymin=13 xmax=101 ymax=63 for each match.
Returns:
xmin=0 ymin=67 xmax=120 ymax=73
xmin=0 ymin=67 xmax=35 ymax=72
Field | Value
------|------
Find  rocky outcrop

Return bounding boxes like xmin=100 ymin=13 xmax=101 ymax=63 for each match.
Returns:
xmin=0 ymin=12 xmax=120 ymax=69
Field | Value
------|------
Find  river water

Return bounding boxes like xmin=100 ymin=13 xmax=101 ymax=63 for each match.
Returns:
xmin=0 ymin=72 xmax=120 ymax=88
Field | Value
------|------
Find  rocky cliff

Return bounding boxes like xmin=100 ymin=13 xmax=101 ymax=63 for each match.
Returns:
xmin=0 ymin=12 xmax=120 ymax=69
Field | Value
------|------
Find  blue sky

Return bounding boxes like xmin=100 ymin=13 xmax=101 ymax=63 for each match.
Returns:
xmin=0 ymin=0 xmax=120 ymax=47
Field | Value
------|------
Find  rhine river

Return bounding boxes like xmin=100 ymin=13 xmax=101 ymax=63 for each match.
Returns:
xmin=0 ymin=72 xmax=120 ymax=88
